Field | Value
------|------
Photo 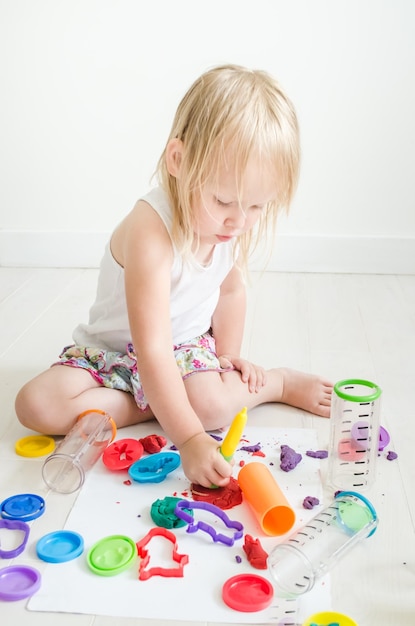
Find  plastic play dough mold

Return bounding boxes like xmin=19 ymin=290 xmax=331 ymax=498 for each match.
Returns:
xmin=174 ymin=499 xmax=243 ymax=546
xmin=103 ymin=438 xmax=144 ymax=470
xmin=15 ymin=435 xmax=55 ymax=457
xmin=36 ymin=530 xmax=84 ymax=563
xmin=0 ymin=519 xmax=30 ymax=558
xmin=87 ymin=535 xmax=136 ymax=576
xmin=128 ymin=451 xmax=180 ymax=483
xmin=0 ymin=493 xmax=45 ymax=521
xmin=222 ymin=573 xmax=274 ymax=612
xmin=0 ymin=565 xmax=41 ymax=601
xmin=136 ymin=527 xmax=189 ymax=580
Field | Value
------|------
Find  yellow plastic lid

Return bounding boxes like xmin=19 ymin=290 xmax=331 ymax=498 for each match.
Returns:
xmin=303 ymin=610 xmax=358 ymax=626
xmin=15 ymin=435 xmax=55 ymax=458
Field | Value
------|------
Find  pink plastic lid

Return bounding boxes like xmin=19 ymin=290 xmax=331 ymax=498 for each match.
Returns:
xmin=222 ymin=573 xmax=274 ymax=612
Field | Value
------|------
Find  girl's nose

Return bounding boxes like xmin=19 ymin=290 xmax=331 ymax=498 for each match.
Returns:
xmin=224 ymin=205 xmax=247 ymax=229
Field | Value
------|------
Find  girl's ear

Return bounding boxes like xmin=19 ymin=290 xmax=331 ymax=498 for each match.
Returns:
xmin=165 ymin=138 xmax=184 ymax=178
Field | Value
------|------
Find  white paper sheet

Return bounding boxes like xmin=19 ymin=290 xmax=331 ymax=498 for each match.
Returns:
xmin=28 ymin=424 xmax=331 ymax=623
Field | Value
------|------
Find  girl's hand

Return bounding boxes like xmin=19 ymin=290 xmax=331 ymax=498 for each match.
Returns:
xmin=218 ymin=354 xmax=267 ymax=393
xmin=178 ymin=432 xmax=233 ymax=487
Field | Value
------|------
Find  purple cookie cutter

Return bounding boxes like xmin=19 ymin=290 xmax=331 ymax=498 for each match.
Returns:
xmin=174 ymin=499 xmax=243 ymax=546
xmin=0 ymin=519 xmax=30 ymax=558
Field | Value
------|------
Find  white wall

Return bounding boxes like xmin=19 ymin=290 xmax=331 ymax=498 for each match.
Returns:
xmin=1 ymin=0 xmax=414 ymax=272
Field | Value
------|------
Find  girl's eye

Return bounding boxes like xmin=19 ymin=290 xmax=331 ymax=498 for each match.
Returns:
xmin=214 ymin=196 xmax=232 ymax=207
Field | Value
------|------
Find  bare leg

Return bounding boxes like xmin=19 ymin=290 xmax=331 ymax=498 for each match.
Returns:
xmin=15 ymin=365 xmax=154 ymax=435
xmin=184 ymin=367 xmax=332 ymax=431
xmin=15 ymin=363 xmax=331 ymax=437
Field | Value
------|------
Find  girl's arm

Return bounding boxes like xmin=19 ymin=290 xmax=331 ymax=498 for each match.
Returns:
xmin=112 ymin=201 xmax=232 ymax=486
xmin=211 ymin=264 xmax=246 ymax=358
xmin=212 ymin=263 xmax=266 ymax=393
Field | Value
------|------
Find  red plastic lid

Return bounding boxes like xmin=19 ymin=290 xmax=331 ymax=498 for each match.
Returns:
xmin=222 ymin=573 xmax=274 ymax=612
xmin=102 ymin=438 xmax=144 ymax=470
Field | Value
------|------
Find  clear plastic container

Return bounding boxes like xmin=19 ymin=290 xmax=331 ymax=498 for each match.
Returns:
xmin=268 ymin=491 xmax=378 ymax=596
xmin=42 ymin=410 xmax=116 ymax=494
xmin=327 ymin=379 xmax=382 ymax=491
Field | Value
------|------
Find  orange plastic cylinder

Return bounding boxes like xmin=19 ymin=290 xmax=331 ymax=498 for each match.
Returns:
xmin=238 ymin=462 xmax=295 ymax=536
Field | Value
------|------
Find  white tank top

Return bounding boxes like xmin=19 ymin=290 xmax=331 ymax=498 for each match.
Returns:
xmin=73 ymin=187 xmax=235 ymax=352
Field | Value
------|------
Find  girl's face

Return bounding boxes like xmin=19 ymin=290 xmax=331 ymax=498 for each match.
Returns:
xmin=193 ymin=154 xmax=278 ymax=247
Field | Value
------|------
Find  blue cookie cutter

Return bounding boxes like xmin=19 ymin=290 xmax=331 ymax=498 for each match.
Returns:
xmin=174 ymin=499 xmax=243 ymax=546
xmin=128 ymin=452 xmax=180 ymax=483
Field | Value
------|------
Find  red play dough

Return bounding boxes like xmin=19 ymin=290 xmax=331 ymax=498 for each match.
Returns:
xmin=191 ymin=476 xmax=243 ymax=510
xmin=139 ymin=434 xmax=168 ymax=454
xmin=243 ymin=534 xmax=268 ymax=570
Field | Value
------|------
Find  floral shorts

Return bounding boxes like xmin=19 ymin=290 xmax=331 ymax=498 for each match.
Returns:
xmin=54 ymin=331 xmax=232 ymax=411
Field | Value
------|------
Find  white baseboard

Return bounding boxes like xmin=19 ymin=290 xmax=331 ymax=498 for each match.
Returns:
xmin=0 ymin=230 xmax=414 ymax=274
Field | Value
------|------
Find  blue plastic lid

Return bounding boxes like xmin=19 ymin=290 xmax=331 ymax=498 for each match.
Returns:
xmin=0 ymin=493 xmax=45 ymax=521
xmin=128 ymin=452 xmax=181 ymax=483
xmin=36 ymin=530 xmax=84 ymax=563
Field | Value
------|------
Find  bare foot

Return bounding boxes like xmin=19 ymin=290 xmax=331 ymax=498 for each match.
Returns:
xmin=279 ymin=368 xmax=332 ymax=418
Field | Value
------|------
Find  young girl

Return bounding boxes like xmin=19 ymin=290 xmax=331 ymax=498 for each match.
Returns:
xmin=15 ymin=64 xmax=332 ymax=488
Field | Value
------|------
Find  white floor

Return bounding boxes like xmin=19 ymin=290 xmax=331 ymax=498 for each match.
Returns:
xmin=0 ymin=267 xmax=414 ymax=625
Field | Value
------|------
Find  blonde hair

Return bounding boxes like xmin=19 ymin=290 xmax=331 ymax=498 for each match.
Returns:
xmin=156 ymin=64 xmax=300 ymax=269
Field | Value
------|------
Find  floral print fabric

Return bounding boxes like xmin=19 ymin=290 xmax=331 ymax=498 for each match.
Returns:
xmin=55 ymin=331 xmax=231 ymax=410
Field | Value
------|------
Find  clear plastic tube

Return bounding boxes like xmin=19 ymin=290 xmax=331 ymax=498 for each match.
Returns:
xmin=42 ymin=410 xmax=116 ymax=494
xmin=268 ymin=491 xmax=378 ymax=596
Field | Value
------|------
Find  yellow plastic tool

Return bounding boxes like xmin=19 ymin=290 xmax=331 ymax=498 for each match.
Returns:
xmin=220 ymin=407 xmax=248 ymax=461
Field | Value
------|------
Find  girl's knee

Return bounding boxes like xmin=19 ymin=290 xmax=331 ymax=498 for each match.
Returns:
xmin=191 ymin=395 xmax=233 ymax=431
xmin=15 ymin=379 xmax=47 ymax=430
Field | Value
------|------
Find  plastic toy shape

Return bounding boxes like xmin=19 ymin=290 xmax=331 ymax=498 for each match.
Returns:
xmin=378 ymin=426 xmax=390 ymax=451
xmin=211 ymin=407 xmax=247 ymax=488
xmin=103 ymin=438 xmax=144 ymax=470
xmin=128 ymin=452 xmax=180 ymax=483
xmin=136 ymin=527 xmax=189 ymax=580
xmin=222 ymin=573 xmax=274 ymax=612
xmin=87 ymin=535 xmax=136 ymax=576
xmin=174 ymin=499 xmax=243 ymax=546
xmin=15 ymin=435 xmax=55 ymax=458
xmin=0 ymin=565 xmax=41 ymax=601
xmin=0 ymin=493 xmax=45 ymax=522
xmin=220 ymin=407 xmax=247 ymax=461
xmin=36 ymin=530 xmax=84 ymax=563
xmin=0 ymin=519 xmax=30 ymax=558
xmin=304 ymin=610 xmax=358 ymax=626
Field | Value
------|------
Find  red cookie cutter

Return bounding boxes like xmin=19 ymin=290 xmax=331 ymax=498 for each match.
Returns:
xmin=136 ymin=527 xmax=189 ymax=580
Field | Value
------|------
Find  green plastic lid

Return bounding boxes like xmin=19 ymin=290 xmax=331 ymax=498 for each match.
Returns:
xmin=87 ymin=535 xmax=136 ymax=576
